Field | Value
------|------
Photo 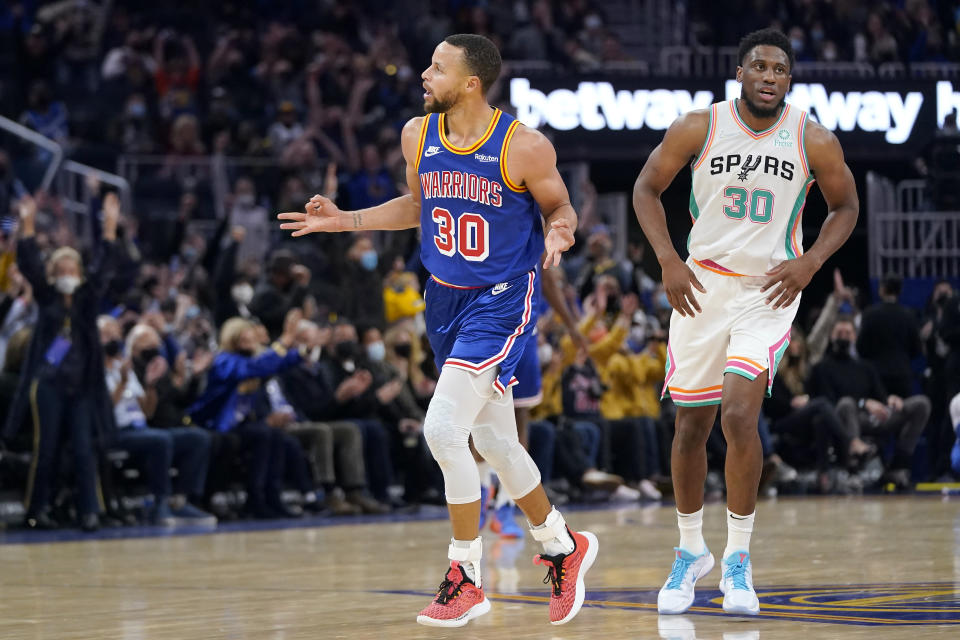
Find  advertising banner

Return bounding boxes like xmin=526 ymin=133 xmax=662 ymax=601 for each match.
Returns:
xmin=508 ymin=75 xmax=960 ymax=160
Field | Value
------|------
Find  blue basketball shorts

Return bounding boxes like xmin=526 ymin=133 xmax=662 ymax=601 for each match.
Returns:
xmin=512 ymin=327 xmax=542 ymax=407
xmin=424 ymin=270 xmax=537 ymax=398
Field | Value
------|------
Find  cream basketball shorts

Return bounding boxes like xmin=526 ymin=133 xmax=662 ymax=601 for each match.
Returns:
xmin=661 ymin=257 xmax=799 ymax=407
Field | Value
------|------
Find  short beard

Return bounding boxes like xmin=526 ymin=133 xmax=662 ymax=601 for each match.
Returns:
xmin=424 ymin=94 xmax=456 ymax=114
xmin=740 ymin=89 xmax=784 ymax=120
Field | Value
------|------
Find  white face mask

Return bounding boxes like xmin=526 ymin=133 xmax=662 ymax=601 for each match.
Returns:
xmin=231 ymin=283 xmax=254 ymax=306
xmin=366 ymin=341 xmax=386 ymax=362
xmin=55 ymin=275 xmax=81 ymax=295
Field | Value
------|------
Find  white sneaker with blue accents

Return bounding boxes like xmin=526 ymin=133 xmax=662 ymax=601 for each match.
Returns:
xmin=719 ymin=551 xmax=760 ymax=615
xmin=657 ymin=547 xmax=715 ymax=614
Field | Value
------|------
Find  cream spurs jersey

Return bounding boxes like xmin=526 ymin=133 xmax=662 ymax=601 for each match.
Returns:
xmin=686 ymin=99 xmax=813 ymax=277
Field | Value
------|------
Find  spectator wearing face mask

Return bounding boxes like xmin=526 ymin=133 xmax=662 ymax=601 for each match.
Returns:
xmin=807 ymin=317 xmax=932 ymax=490
xmin=277 ymin=319 xmax=389 ymax=514
xmin=100 ymin=318 xmax=215 ymax=526
xmin=228 ymin=177 xmax=269 ymax=265
xmin=211 ymin=226 xmax=255 ymax=326
xmin=360 ymin=324 xmax=443 ymax=504
xmin=320 ymin=321 xmax=397 ymax=504
xmin=340 ymin=236 xmax=385 ymax=330
xmin=4 ymin=194 xmax=120 ymax=532
xmin=188 ymin=311 xmax=305 ymax=518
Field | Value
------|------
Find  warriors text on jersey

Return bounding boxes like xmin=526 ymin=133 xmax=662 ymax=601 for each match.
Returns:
xmin=416 ymin=108 xmax=544 ymax=287
xmin=687 ymin=100 xmax=813 ymax=277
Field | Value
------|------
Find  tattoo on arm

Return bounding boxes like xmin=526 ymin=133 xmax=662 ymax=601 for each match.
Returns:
xmin=353 ymin=212 xmax=363 ymax=229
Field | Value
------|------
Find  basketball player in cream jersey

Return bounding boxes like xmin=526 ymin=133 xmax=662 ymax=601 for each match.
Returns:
xmin=633 ymin=28 xmax=859 ymax=616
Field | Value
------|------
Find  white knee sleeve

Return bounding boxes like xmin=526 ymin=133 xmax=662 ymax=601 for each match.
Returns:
xmin=472 ymin=387 xmax=541 ymax=500
xmin=423 ymin=367 xmax=498 ymax=504
xmin=423 ymin=394 xmax=478 ymax=504
xmin=951 ymin=393 xmax=960 ymax=431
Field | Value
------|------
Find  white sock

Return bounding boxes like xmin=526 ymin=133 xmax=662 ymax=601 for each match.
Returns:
xmin=449 ymin=537 xmax=482 ymax=587
xmin=677 ymin=508 xmax=706 ymax=555
xmin=723 ymin=508 xmax=755 ymax=560
xmin=530 ymin=507 xmax=575 ymax=556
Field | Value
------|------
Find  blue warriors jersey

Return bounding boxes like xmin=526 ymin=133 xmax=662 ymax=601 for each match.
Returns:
xmin=416 ymin=108 xmax=544 ymax=287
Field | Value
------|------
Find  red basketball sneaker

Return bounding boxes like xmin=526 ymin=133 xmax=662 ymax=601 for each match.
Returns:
xmin=416 ymin=561 xmax=491 ymax=627
xmin=533 ymin=528 xmax=599 ymax=625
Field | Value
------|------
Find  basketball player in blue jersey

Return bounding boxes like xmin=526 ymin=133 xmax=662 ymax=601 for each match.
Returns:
xmin=279 ymin=34 xmax=597 ymax=627
xmin=478 ymin=264 xmax=589 ymax=538
xmin=633 ymin=29 xmax=859 ymax=616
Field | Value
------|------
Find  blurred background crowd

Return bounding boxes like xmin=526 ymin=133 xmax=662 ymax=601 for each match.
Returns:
xmin=0 ymin=0 xmax=958 ymax=532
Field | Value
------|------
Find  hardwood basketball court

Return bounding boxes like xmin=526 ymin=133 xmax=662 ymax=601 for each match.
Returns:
xmin=1 ymin=496 xmax=957 ymax=639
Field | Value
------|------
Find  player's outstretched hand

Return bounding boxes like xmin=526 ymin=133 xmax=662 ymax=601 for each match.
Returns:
xmin=278 ymin=194 xmax=342 ymax=236
xmin=543 ymin=219 xmax=575 ymax=269
xmin=762 ymin=256 xmax=817 ymax=309
xmin=661 ymin=255 xmax=706 ymax=317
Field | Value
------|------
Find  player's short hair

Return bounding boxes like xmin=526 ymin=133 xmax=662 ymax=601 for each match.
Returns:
xmin=737 ymin=28 xmax=794 ymax=71
xmin=443 ymin=33 xmax=501 ymax=94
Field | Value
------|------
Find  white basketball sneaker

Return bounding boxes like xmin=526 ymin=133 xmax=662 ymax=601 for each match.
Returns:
xmin=657 ymin=547 xmax=715 ymax=614
xmin=719 ymin=551 xmax=760 ymax=615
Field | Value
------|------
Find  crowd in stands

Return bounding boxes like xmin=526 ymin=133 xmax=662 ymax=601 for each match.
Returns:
xmin=0 ymin=183 xmax=957 ymax=532
xmin=0 ymin=2 xmax=957 ymax=532
xmin=693 ymin=0 xmax=960 ymax=64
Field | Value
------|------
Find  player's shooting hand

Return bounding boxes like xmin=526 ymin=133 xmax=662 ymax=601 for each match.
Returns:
xmin=762 ymin=256 xmax=817 ymax=309
xmin=278 ymin=195 xmax=342 ymax=236
xmin=543 ymin=219 xmax=575 ymax=269
xmin=661 ymin=255 xmax=705 ymax=317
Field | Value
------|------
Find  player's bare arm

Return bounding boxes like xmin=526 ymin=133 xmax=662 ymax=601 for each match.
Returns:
xmin=277 ymin=117 xmax=423 ymax=235
xmin=540 ymin=263 xmax=590 ymax=353
xmin=761 ymin=121 xmax=859 ymax=309
xmin=507 ymin=126 xmax=578 ymax=269
xmin=632 ymin=109 xmax=710 ymax=317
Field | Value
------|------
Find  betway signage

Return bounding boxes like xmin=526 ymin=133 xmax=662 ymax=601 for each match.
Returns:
xmin=509 ymin=76 xmax=959 ymax=157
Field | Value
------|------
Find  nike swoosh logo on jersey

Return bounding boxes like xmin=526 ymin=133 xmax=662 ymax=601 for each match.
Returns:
xmin=491 ymin=282 xmax=510 ymax=295
xmin=424 ymin=145 xmax=442 ymax=157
